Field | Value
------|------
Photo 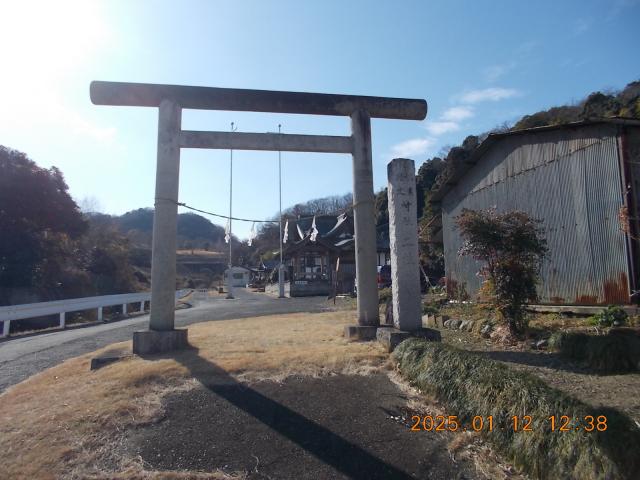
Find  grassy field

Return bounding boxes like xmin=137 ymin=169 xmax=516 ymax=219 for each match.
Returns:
xmin=0 ymin=311 xmax=387 ymax=479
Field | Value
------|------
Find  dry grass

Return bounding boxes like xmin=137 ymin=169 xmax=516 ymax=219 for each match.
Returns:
xmin=442 ymin=304 xmax=593 ymax=334
xmin=442 ymin=302 xmax=496 ymax=323
xmin=386 ymin=369 xmax=526 ymax=480
xmin=0 ymin=311 xmax=386 ymax=479
xmin=394 ymin=338 xmax=640 ymax=480
xmin=527 ymin=312 xmax=591 ymax=331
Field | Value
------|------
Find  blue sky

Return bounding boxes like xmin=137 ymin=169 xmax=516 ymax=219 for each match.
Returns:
xmin=1 ymin=0 xmax=639 ymax=239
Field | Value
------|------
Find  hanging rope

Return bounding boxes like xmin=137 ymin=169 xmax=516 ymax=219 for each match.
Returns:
xmin=155 ymin=197 xmax=361 ymax=225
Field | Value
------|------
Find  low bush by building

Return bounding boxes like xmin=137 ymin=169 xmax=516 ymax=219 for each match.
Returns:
xmin=588 ymin=305 xmax=629 ymax=328
xmin=393 ymin=338 xmax=640 ymax=480
xmin=421 ymin=302 xmax=440 ymax=316
xmin=455 ymin=208 xmax=547 ymax=335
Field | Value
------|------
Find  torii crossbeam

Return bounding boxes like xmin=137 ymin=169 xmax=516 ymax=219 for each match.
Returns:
xmin=90 ymin=80 xmax=427 ymax=354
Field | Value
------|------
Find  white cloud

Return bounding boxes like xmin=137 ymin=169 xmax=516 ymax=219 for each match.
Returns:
xmin=483 ymin=63 xmax=515 ymax=82
xmin=572 ymin=18 xmax=591 ymax=36
xmin=71 ymin=115 xmax=118 ymax=142
xmin=422 ymin=106 xmax=474 ymax=137
xmin=441 ymin=106 xmax=474 ymax=122
xmin=516 ymin=40 xmax=538 ymax=55
xmin=458 ymin=87 xmax=521 ymax=104
xmin=390 ymin=137 xmax=436 ymax=158
xmin=425 ymin=121 xmax=459 ymax=136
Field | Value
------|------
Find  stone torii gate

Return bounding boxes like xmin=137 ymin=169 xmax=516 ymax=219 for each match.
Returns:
xmin=90 ymin=81 xmax=427 ymax=354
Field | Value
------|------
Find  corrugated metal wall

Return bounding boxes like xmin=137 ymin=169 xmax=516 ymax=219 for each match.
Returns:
xmin=622 ymin=127 xmax=640 ymax=296
xmin=442 ymin=124 xmax=631 ymax=304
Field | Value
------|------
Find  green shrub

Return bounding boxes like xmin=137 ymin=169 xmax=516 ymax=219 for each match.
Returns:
xmin=378 ymin=287 xmax=392 ymax=305
xmin=427 ymin=284 xmax=446 ymax=295
xmin=393 ymin=339 xmax=640 ymax=479
xmin=588 ymin=306 xmax=628 ymax=328
xmin=455 ymin=208 xmax=547 ymax=334
xmin=549 ymin=332 xmax=640 ymax=374
xmin=422 ymin=303 xmax=440 ymax=315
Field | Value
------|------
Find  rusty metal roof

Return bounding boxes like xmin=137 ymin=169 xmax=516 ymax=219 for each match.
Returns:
xmin=430 ymin=117 xmax=640 ymax=202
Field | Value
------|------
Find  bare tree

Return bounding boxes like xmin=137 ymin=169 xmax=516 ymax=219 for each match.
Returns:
xmin=78 ymin=196 xmax=103 ymax=214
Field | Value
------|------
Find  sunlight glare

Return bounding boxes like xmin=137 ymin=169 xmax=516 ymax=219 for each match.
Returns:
xmin=0 ymin=0 xmax=108 ymax=86
xmin=0 ymin=0 xmax=110 ymax=135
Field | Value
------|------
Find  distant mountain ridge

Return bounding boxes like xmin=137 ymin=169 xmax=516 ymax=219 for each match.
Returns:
xmin=118 ymin=208 xmax=224 ymax=238
xmin=88 ymin=208 xmax=228 ymax=250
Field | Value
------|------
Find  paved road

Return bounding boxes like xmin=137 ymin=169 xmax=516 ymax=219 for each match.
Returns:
xmin=0 ymin=289 xmax=334 ymax=393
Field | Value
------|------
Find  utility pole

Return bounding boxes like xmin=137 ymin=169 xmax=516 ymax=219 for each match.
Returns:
xmin=226 ymin=121 xmax=236 ymax=299
xmin=278 ymin=124 xmax=285 ymax=298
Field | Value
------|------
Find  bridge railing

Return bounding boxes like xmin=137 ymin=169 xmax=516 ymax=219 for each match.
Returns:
xmin=0 ymin=290 xmax=192 ymax=338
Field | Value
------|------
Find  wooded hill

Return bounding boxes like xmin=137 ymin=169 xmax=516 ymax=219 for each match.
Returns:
xmin=1 ymin=146 xmax=139 ymax=306
xmin=514 ymin=80 xmax=640 ymax=130
xmin=0 ymin=145 xmax=236 ymax=306
xmin=93 ymin=208 xmax=230 ymax=252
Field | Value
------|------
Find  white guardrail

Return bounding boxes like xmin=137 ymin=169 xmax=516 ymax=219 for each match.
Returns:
xmin=0 ymin=289 xmax=192 ymax=338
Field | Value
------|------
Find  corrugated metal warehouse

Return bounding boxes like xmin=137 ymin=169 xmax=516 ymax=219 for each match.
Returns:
xmin=430 ymin=119 xmax=640 ymax=305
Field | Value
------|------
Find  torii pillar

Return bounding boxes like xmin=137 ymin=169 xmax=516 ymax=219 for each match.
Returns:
xmin=90 ymin=81 xmax=427 ymax=353
xmin=343 ymin=109 xmax=380 ymax=340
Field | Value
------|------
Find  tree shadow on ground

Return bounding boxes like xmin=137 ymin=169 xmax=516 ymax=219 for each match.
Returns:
xmin=141 ymin=347 xmax=413 ymax=480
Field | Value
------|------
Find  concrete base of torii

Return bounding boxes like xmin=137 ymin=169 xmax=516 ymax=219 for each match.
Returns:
xmin=344 ymin=325 xmax=379 ymax=341
xmin=376 ymin=327 xmax=441 ymax=353
xmin=133 ymin=329 xmax=189 ymax=355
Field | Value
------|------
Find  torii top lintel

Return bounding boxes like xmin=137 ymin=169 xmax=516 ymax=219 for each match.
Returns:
xmin=90 ymin=81 xmax=427 ymax=121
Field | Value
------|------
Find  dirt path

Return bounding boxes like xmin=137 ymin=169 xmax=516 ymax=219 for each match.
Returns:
xmin=124 ymin=373 xmax=482 ymax=480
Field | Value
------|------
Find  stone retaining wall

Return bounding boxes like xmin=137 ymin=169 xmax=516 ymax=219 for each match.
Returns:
xmin=422 ymin=314 xmax=493 ymax=337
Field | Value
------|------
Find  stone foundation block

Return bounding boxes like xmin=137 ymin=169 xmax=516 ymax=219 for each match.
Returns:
xmin=344 ymin=325 xmax=379 ymax=341
xmin=133 ymin=329 xmax=189 ymax=355
xmin=377 ymin=326 xmax=442 ymax=352
xmin=422 ymin=314 xmax=436 ymax=328
xmin=376 ymin=327 xmax=411 ymax=352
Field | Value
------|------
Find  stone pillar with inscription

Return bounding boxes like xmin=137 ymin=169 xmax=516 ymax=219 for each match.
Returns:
xmin=376 ymin=158 xmax=440 ymax=351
